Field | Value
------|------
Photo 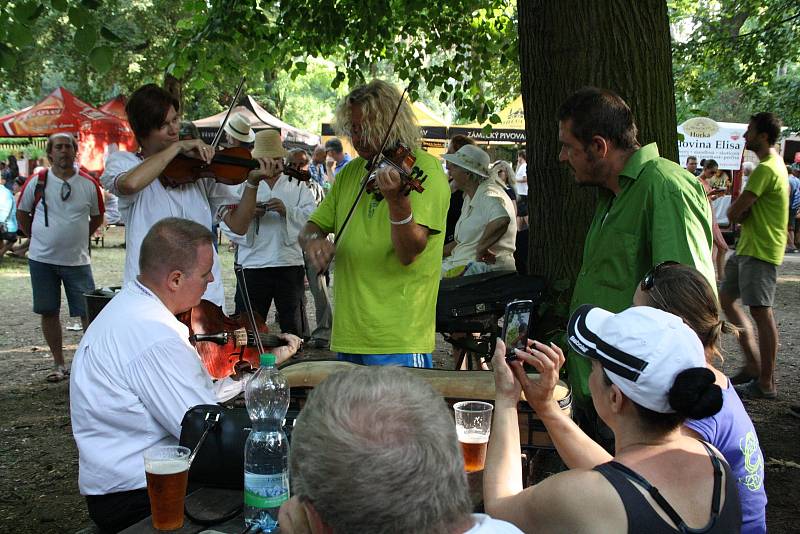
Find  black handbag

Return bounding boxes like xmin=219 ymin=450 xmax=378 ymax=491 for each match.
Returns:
xmin=179 ymin=402 xmax=303 ymax=490
xmin=179 ymin=404 xmax=251 ymax=490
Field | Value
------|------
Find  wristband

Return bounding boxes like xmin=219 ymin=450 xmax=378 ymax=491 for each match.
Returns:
xmin=244 ymin=181 xmax=258 ymax=190
xmin=390 ymin=212 xmax=413 ymax=225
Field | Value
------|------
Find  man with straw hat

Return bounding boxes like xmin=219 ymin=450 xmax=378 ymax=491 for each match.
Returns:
xmin=223 ymin=111 xmax=255 ymax=148
xmin=222 ymin=129 xmax=316 ymax=336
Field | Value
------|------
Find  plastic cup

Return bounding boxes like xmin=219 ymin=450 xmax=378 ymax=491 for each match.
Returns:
xmin=143 ymin=445 xmax=190 ymax=530
xmin=453 ymin=401 xmax=493 ymax=472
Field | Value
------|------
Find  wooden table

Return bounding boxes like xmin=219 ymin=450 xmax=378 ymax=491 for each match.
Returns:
xmin=122 ymin=487 xmax=257 ymax=534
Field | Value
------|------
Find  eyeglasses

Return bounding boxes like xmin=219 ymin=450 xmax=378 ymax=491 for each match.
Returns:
xmin=60 ymin=181 xmax=71 ymax=201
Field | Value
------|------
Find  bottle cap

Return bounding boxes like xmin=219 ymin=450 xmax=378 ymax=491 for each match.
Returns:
xmin=259 ymin=353 xmax=276 ymax=366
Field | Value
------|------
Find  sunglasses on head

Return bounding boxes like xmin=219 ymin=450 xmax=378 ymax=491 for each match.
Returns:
xmin=640 ymin=261 xmax=680 ymax=292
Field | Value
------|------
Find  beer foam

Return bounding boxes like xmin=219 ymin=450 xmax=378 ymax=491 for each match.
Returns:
xmin=145 ymin=459 xmax=189 ymax=475
xmin=457 ymin=430 xmax=489 ymax=444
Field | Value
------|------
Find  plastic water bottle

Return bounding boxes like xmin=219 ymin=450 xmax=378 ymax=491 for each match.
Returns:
xmin=244 ymin=353 xmax=290 ymax=532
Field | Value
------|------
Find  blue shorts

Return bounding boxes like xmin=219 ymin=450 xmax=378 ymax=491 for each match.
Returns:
xmin=337 ymin=352 xmax=433 ymax=368
xmin=29 ymin=259 xmax=95 ymax=317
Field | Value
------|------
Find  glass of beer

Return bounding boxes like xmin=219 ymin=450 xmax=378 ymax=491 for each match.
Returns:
xmin=143 ymin=445 xmax=190 ymax=530
xmin=453 ymin=401 xmax=493 ymax=473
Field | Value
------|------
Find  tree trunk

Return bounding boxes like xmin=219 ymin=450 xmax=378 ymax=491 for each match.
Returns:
xmin=518 ymin=0 xmax=677 ymax=314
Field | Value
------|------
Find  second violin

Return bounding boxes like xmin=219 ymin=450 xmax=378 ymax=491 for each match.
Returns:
xmin=160 ymin=146 xmax=312 ymax=188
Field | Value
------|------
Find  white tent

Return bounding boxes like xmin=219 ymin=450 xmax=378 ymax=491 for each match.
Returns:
xmin=193 ymin=95 xmax=319 ymax=146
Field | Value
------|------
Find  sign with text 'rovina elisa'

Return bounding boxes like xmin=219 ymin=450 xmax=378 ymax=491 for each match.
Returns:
xmin=677 ymin=117 xmax=747 ymax=170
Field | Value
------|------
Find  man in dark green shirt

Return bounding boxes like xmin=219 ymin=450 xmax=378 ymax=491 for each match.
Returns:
xmin=558 ymin=88 xmax=715 ymax=442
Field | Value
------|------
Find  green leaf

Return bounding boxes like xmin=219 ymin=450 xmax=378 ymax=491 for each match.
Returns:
xmin=100 ymin=26 xmax=124 ymax=43
xmin=68 ymin=6 xmax=90 ymax=28
xmin=489 ymin=113 xmax=501 ymax=124
xmin=81 ymin=0 xmax=102 ymax=8
xmin=13 ymin=1 xmax=41 ymax=22
xmin=7 ymin=23 xmax=34 ymax=48
xmin=74 ymin=25 xmax=97 ymax=54
xmin=0 ymin=47 xmax=17 ymax=70
xmin=51 ymin=0 xmax=68 ymax=12
xmin=89 ymin=45 xmax=113 ymax=74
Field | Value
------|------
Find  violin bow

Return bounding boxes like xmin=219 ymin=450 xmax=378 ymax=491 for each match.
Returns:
xmin=210 ymin=76 xmax=246 ymax=150
xmin=233 ymin=263 xmax=267 ymax=355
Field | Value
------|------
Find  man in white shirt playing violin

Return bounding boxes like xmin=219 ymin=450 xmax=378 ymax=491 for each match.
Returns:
xmin=100 ymin=83 xmax=280 ymax=307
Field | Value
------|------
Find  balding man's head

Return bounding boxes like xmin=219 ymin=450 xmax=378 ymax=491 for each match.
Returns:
xmin=139 ymin=218 xmax=213 ymax=279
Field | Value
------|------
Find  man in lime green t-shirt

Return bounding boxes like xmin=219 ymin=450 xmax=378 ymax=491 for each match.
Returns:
xmin=299 ymin=80 xmax=450 ymax=368
xmin=723 ymin=112 xmax=789 ymax=399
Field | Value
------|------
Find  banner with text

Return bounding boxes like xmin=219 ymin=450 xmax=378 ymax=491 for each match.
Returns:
xmin=677 ymin=118 xmax=746 ymax=170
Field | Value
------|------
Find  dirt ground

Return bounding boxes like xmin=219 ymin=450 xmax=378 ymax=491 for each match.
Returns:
xmin=0 ymin=227 xmax=798 ymax=533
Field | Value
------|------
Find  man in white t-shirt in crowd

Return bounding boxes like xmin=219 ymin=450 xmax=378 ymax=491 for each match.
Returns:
xmin=278 ymin=366 xmax=523 ymax=534
xmin=16 ymin=133 xmax=104 ymax=383
xmin=222 ymin=131 xmax=317 ymax=336
xmin=100 ymin=84 xmax=278 ymax=307
xmin=70 ymin=218 xmax=300 ymax=533
xmin=514 ymin=150 xmax=528 ymax=229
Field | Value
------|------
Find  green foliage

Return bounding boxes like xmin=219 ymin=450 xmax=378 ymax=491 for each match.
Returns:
xmin=1 ymin=0 xmax=519 ymax=129
xmin=670 ymin=0 xmax=800 ymax=131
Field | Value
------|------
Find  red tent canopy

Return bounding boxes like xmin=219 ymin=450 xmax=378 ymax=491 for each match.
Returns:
xmin=99 ymin=95 xmax=127 ymax=120
xmin=0 ymin=87 xmax=136 ymax=173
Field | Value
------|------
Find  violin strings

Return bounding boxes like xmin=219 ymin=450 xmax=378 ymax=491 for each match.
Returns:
xmin=233 ymin=263 xmax=267 ymax=355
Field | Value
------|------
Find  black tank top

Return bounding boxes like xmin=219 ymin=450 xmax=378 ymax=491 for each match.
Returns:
xmin=593 ymin=441 xmax=741 ymax=533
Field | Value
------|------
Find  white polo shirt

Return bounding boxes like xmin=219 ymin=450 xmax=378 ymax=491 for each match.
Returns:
xmin=17 ymin=169 xmax=103 ymax=266
xmin=70 ymin=281 xmax=219 ymax=495
xmin=442 ymin=179 xmax=517 ymax=273
xmin=101 ymin=151 xmax=240 ymax=306
xmin=221 ymin=175 xmax=317 ymax=268
xmin=515 ymin=161 xmax=528 ymax=196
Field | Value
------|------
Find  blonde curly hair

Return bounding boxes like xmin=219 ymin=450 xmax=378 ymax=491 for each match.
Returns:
xmin=334 ymin=79 xmax=421 ymax=153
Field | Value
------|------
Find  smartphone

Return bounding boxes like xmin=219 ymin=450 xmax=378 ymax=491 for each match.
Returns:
xmin=501 ymin=299 xmax=533 ymax=361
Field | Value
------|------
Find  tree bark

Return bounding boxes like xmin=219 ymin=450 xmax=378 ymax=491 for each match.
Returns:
xmin=518 ymin=0 xmax=677 ymax=306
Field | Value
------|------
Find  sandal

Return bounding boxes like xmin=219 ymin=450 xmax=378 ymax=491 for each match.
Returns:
xmin=45 ymin=366 xmax=70 ymax=383
xmin=729 ymin=368 xmax=757 ymax=385
xmin=736 ymin=379 xmax=777 ymax=400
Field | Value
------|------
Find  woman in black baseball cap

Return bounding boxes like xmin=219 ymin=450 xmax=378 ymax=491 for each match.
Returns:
xmin=484 ymin=305 xmax=741 ymax=533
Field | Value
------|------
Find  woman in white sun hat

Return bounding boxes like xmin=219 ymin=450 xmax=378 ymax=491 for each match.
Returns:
xmin=484 ymin=305 xmax=741 ymax=533
xmin=441 ymin=144 xmax=516 ymax=277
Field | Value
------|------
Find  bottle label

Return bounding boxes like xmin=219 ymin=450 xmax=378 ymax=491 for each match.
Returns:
xmin=244 ymin=471 xmax=289 ymax=508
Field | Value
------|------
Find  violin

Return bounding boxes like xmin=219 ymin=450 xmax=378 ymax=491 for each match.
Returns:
xmin=177 ymin=299 xmax=287 ymax=379
xmin=157 ymin=76 xmax=311 ymax=188
xmin=160 ymin=147 xmax=312 ymax=188
xmin=364 ymin=142 xmax=425 ymax=201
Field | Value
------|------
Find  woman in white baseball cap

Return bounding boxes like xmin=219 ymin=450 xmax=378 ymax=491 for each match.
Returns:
xmin=484 ymin=305 xmax=741 ymax=533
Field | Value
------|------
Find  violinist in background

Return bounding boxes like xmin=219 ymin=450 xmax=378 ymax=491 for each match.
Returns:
xmin=70 ymin=217 xmax=300 ymax=533
xmin=100 ymin=83 xmax=277 ymax=307
xmin=299 ymin=79 xmax=450 ymax=368
xmin=221 ymin=130 xmax=317 ymax=336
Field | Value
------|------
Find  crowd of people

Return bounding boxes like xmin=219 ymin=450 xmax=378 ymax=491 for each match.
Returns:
xmin=4 ymin=77 xmax=793 ymax=532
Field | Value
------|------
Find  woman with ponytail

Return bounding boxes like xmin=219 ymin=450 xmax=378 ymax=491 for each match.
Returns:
xmin=634 ymin=262 xmax=766 ymax=534
xmin=484 ymin=305 xmax=741 ymax=533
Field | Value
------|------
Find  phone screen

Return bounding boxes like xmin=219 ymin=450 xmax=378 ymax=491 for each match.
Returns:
xmin=503 ymin=300 xmax=532 ymax=356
